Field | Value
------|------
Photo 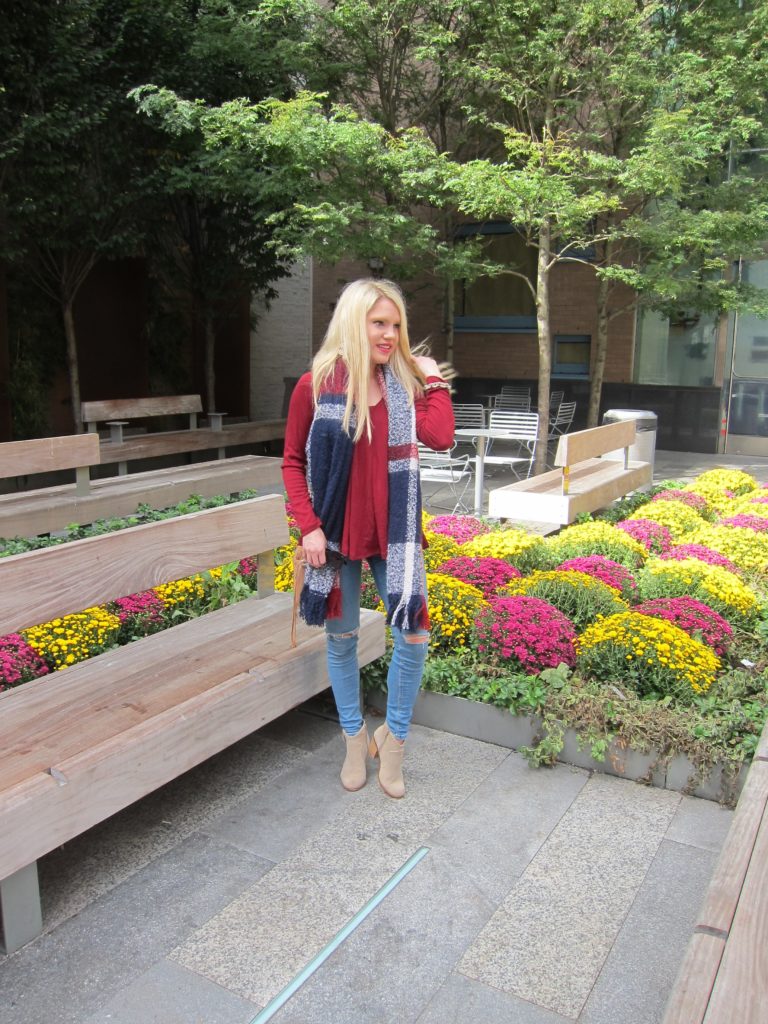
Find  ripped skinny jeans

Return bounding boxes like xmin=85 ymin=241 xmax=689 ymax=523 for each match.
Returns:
xmin=325 ymin=556 xmax=429 ymax=741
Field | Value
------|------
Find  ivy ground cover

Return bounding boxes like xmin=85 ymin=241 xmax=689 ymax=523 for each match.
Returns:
xmin=2 ymin=472 xmax=767 ymax=792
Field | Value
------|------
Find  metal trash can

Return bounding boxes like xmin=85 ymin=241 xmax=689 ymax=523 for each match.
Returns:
xmin=602 ymin=408 xmax=658 ymax=485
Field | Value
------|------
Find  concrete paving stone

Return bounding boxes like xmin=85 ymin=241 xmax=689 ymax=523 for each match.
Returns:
xmin=81 ymin=960 xmax=259 ymax=1024
xmin=425 ymin=756 xmax=588 ymax=904
xmin=265 ymin=846 xmax=499 ymax=1024
xmin=458 ymin=774 xmax=681 ymax=1019
xmin=36 ymin=731 xmax=301 ymax=933
xmin=269 ymin=788 xmax=588 ymax=1024
xmin=1 ymin=833 xmax=273 ymax=1024
xmin=200 ymin=730 xmax=359 ymax=862
xmin=170 ymin=725 xmax=509 ymax=1007
xmin=416 ymin=973 xmax=575 ymax=1024
xmin=579 ymin=838 xmax=721 ymax=1024
xmin=664 ymin=793 xmax=734 ymax=854
xmin=257 ymin=705 xmax=343 ymax=752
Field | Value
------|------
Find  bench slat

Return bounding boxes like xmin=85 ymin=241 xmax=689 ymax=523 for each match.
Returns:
xmin=0 ymin=594 xmax=291 ymax=783
xmin=0 ymin=604 xmax=385 ymax=881
xmin=702 ymin=808 xmax=768 ymax=1022
xmin=0 ymin=434 xmax=100 ymax=480
xmin=554 ymin=420 xmax=636 ymax=467
xmin=82 ymin=395 xmax=202 ymax=423
xmin=0 ymin=455 xmax=282 ymax=538
xmin=662 ymin=932 xmax=726 ymax=1024
xmin=488 ymin=459 xmax=652 ymax=524
xmin=0 ymin=494 xmax=287 ymax=635
xmin=99 ymin=420 xmax=287 ymax=464
xmin=694 ymin=760 xmax=768 ymax=937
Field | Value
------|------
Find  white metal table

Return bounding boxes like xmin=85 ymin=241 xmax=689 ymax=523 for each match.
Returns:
xmin=454 ymin=427 xmax=533 ymax=516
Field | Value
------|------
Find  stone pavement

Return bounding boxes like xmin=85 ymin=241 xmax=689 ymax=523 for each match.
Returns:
xmin=0 ymin=702 xmax=733 ymax=1024
xmin=3 ymin=446 xmax=764 ymax=1023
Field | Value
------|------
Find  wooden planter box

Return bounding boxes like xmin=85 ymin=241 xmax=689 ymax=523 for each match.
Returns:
xmin=367 ymin=689 xmax=747 ymax=804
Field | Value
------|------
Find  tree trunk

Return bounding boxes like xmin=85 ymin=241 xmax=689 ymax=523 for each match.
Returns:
xmin=444 ymin=274 xmax=455 ymax=367
xmin=0 ymin=261 xmax=12 ymax=440
xmin=204 ymin=309 xmax=216 ymax=414
xmin=62 ymin=297 xmax=83 ymax=433
xmin=534 ymin=218 xmax=553 ymax=475
xmin=588 ymin=248 xmax=612 ymax=428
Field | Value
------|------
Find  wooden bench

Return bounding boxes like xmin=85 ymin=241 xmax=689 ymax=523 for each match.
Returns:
xmin=488 ymin=419 xmax=653 ymax=525
xmin=82 ymin=396 xmax=286 ymax=476
xmin=662 ymin=721 xmax=768 ymax=1023
xmin=0 ymin=434 xmax=283 ymax=539
xmin=0 ymin=493 xmax=385 ymax=954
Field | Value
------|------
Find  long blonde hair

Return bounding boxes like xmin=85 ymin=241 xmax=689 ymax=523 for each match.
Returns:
xmin=311 ymin=278 xmax=425 ymax=442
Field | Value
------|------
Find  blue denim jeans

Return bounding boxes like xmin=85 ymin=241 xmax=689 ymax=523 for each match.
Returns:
xmin=325 ymin=556 xmax=429 ymax=740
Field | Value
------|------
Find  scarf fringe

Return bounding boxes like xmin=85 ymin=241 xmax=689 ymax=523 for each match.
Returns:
xmin=299 ymin=588 xmax=330 ymax=627
xmin=388 ymin=594 xmax=430 ymax=632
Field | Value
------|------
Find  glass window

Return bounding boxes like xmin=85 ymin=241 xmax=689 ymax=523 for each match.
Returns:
xmin=553 ymin=335 xmax=590 ymax=378
xmin=454 ymin=224 xmax=537 ymax=332
xmin=728 ymin=259 xmax=768 ymax=437
xmin=634 ymin=308 xmax=718 ymax=386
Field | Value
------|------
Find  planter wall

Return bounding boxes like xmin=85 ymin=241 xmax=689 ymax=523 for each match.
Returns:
xmin=368 ymin=688 xmax=746 ymax=804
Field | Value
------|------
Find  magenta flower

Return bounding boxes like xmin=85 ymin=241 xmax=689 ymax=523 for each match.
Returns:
xmin=634 ymin=597 xmax=733 ymax=657
xmin=718 ymin=514 xmax=768 ymax=533
xmin=111 ymin=590 xmax=167 ymax=638
xmin=427 ymin=515 xmax=491 ymax=544
xmin=661 ymin=543 xmax=741 ymax=576
xmin=0 ymin=633 xmax=49 ymax=689
xmin=616 ymin=518 xmax=672 ymax=554
xmin=651 ymin=489 xmax=709 ymax=514
xmin=112 ymin=590 xmax=166 ymax=625
xmin=474 ymin=596 xmax=576 ymax=674
xmin=238 ymin=556 xmax=260 ymax=579
xmin=436 ymin=555 xmax=520 ymax=597
xmin=555 ymin=556 xmax=637 ymax=597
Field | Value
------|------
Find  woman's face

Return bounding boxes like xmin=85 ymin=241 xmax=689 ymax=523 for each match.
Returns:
xmin=366 ymin=297 xmax=401 ymax=368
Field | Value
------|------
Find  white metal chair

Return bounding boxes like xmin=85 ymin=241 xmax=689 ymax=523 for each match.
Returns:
xmin=546 ymin=401 xmax=577 ymax=467
xmin=452 ymin=403 xmax=486 ymax=457
xmin=499 ymin=385 xmax=532 ymax=401
xmin=548 ymin=400 xmax=577 ymax=440
xmin=493 ymin=393 xmax=531 ymax=413
xmin=485 ymin=411 xmax=540 ymax=480
xmin=418 ymin=443 xmax=473 ymax=513
xmin=549 ymin=391 xmax=565 ymax=411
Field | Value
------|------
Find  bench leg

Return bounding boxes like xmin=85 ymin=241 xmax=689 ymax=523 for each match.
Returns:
xmin=0 ymin=863 xmax=43 ymax=954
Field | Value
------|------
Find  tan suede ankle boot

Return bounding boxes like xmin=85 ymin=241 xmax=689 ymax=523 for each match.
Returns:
xmin=369 ymin=723 xmax=405 ymax=799
xmin=340 ymin=723 xmax=369 ymax=791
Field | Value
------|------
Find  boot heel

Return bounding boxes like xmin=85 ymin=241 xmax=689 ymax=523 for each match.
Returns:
xmin=371 ymin=723 xmax=405 ymax=799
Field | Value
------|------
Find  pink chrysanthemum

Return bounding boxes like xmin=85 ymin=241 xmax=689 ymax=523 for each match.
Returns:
xmin=616 ymin=518 xmax=672 ymax=554
xmin=718 ymin=514 xmax=768 ymax=533
xmin=0 ymin=633 xmax=49 ymax=689
xmin=436 ymin=555 xmax=520 ymax=598
xmin=474 ymin=595 xmax=576 ymax=674
xmin=634 ymin=596 xmax=733 ymax=657
xmin=651 ymin=489 xmax=710 ymax=514
xmin=661 ymin=543 xmax=741 ymax=576
xmin=427 ymin=515 xmax=491 ymax=544
xmin=554 ymin=556 xmax=637 ymax=597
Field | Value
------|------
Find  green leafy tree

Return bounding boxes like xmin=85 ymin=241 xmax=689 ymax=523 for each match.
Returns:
xmin=134 ymin=0 xmax=313 ymax=413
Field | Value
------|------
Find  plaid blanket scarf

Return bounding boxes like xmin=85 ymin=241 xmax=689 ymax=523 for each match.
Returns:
xmin=299 ymin=362 xmax=428 ymax=631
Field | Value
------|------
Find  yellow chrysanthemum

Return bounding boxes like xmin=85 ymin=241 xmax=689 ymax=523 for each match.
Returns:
xmin=23 ymin=607 xmax=121 ymax=671
xmin=628 ymin=500 xmax=705 ymax=539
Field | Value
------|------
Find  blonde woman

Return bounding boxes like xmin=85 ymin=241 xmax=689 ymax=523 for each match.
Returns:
xmin=282 ymin=278 xmax=454 ymax=797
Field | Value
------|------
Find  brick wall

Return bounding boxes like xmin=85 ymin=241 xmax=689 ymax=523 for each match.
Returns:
xmin=250 ymin=261 xmax=312 ymax=420
xmin=452 ymin=262 xmax=636 ymax=382
xmin=312 ymin=260 xmax=447 ymax=361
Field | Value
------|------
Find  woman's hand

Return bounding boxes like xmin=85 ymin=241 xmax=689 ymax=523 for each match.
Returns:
xmin=413 ymin=354 xmax=442 ymax=379
xmin=302 ymin=527 xmax=328 ymax=568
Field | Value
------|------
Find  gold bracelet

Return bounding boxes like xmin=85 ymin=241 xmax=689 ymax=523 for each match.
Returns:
xmin=424 ymin=380 xmax=450 ymax=392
